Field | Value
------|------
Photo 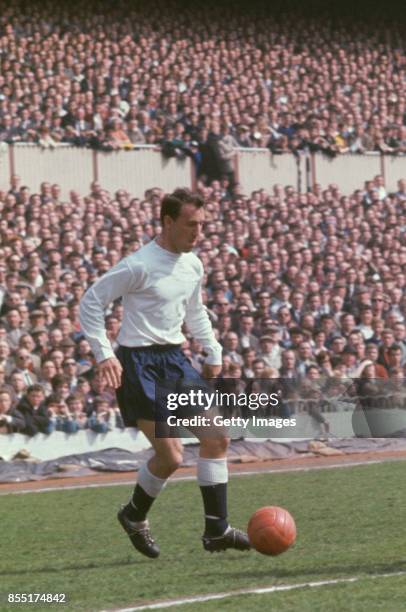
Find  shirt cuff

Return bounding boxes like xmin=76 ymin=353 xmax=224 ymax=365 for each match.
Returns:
xmin=204 ymin=345 xmax=223 ymax=366
xmin=94 ymin=345 xmax=116 ymax=363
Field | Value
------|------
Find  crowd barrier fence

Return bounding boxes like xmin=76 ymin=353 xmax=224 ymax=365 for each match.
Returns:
xmin=0 ymin=428 xmax=150 ymax=462
xmin=0 ymin=144 xmax=405 ymax=198
xmin=0 ymin=411 xmax=365 ymax=462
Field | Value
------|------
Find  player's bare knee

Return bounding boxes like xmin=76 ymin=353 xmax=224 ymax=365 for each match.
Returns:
xmin=156 ymin=448 xmax=183 ymax=474
xmin=166 ymin=452 xmax=183 ymax=474
xmin=200 ymin=434 xmax=230 ymax=457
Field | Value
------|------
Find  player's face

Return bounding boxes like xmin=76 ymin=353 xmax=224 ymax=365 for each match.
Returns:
xmin=168 ymin=204 xmax=205 ymax=253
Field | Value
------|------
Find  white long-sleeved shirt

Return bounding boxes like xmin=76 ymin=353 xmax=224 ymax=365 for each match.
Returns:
xmin=79 ymin=240 xmax=222 ymax=365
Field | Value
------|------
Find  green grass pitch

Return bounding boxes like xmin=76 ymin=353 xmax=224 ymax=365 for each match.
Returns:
xmin=1 ymin=461 xmax=405 ymax=612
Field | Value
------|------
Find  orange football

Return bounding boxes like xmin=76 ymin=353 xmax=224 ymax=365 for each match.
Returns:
xmin=247 ymin=506 xmax=296 ymax=555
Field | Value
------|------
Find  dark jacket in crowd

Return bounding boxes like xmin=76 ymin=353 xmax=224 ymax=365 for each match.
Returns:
xmin=0 ymin=407 xmax=25 ymax=434
xmin=17 ymin=397 xmax=50 ymax=436
xmin=199 ymin=132 xmax=223 ymax=182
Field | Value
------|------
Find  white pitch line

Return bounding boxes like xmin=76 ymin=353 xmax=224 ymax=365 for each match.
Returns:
xmin=1 ymin=455 xmax=406 ymax=496
xmin=102 ymin=570 xmax=406 ymax=612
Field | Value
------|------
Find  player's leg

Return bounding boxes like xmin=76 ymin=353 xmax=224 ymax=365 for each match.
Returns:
xmin=165 ymin=346 xmax=250 ymax=552
xmin=193 ymin=428 xmax=250 ymax=552
xmin=197 ymin=434 xmax=229 ymax=537
xmin=123 ymin=418 xmax=183 ymax=520
xmin=118 ymin=419 xmax=183 ymax=558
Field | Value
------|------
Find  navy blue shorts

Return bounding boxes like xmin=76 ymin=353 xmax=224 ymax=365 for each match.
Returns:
xmin=115 ymin=345 xmax=205 ymax=427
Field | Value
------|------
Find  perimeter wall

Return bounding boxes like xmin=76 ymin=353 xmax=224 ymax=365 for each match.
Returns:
xmin=0 ymin=144 xmax=404 ymax=197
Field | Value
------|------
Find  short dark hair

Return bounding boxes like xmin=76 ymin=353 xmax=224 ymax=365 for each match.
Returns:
xmin=27 ymin=384 xmax=44 ymax=395
xmin=388 ymin=343 xmax=402 ymax=353
xmin=66 ymin=393 xmax=83 ymax=405
xmin=51 ymin=374 xmax=70 ymax=390
xmin=45 ymin=394 xmax=60 ymax=407
xmin=160 ymin=189 xmax=204 ymax=225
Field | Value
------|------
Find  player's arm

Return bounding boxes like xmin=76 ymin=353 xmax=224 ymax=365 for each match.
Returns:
xmin=184 ymin=278 xmax=222 ymax=379
xmin=79 ymin=259 xmax=143 ymax=388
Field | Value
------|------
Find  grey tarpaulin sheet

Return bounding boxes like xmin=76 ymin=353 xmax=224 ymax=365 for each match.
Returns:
xmin=1 ymin=438 xmax=406 ymax=483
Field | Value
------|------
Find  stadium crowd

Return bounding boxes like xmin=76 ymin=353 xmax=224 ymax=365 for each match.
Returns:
xmin=1 ymin=0 xmax=406 ymax=436
xmin=0 ymin=0 xmax=406 ymax=167
xmin=0 ymin=171 xmax=405 ymax=436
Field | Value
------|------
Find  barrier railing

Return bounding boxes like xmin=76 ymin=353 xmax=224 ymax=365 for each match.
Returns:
xmin=0 ymin=412 xmax=355 ymax=462
xmin=0 ymin=143 xmax=404 ymax=197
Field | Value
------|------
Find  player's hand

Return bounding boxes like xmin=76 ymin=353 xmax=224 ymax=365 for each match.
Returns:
xmin=202 ymin=364 xmax=222 ymax=379
xmin=98 ymin=357 xmax=123 ymax=389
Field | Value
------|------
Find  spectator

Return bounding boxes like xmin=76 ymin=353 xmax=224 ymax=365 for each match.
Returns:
xmin=87 ymin=397 xmax=116 ymax=433
xmin=85 ymin=371 xmax=116 ymax=415
xmin=296 ymin=342 xmax=316 ymax=377
xmin=12 ymin=350 xmax=38 ymax=386
xmin=62 ymin=359 xmax=80 ymax=392
xmin=18 ymin=334 xmax=41 ymax=374
xmin=0 ymin=341 xmax=14 ymax=377
xmin=106 ymin=119 xmax=132 ymax=149
xmin=17 ymin=384 xmax=52 ymax=436
xmin=279 ymin=350 xmax=298 ymax=379
xmin=387 ymin=344 xmax=403 ymax=375
xmin=9 ymin=371 xmax=27 ymax=405
xmin=217 ymin=125 xmax=238 ymax=190
xmin=316 ymin=351 xmax=334 ymax=377
xmin=238 ymin=314 xmax=259 ymax=351
xmin=52 ymin=393 xmax=88 ymax=434
xmin=258 ymin=335 xmax=282 ymax=370
xmin=5 ymin=309 xmax=24 ymax=349
xmin=241 ymin=348 xmax=257 ymax=379
xmin=357 ymin=306 xmax=375 ymax=341
xmin=38 ymin=360 xmax=58 ymax=396
xmin=364 ymin=344 xmax=389 ymax=379
xmin=222 ymin=332 xmax=243 ymax=366
xmin=51 ymin=374 xmax=71 ymax=403
xmin=0 ymin=388 xmax=25 ymax=433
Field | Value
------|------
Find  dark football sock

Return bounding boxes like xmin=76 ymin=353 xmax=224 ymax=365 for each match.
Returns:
xmin=125 ymin=484 xmax=155 ymax=522
xmin=199 ymin=483 xmax=228 ymax=536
